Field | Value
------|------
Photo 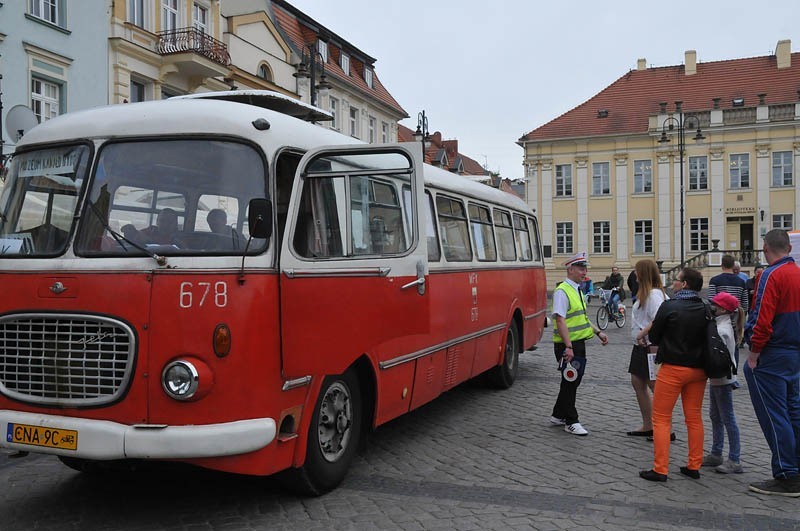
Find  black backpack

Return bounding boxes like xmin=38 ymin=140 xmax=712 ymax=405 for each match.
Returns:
xmin=703 ymin=303 xmax=736 ymax=379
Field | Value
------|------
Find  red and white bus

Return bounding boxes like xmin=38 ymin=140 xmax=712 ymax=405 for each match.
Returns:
xmin=0 ymin=91 xmax=547 ymax=494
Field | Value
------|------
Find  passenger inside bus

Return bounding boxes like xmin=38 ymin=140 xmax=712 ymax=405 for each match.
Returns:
xmin=122 ymin=208 xmax=185 ymax=248
xmin=206 ymin=208 xmax=241 ymax=250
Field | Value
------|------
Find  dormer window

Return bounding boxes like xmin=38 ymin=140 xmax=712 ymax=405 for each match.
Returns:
xmin=732 ymin=97 xmax=744 ymax=107
xmin=340 ymin=53 xmax=350 ymax=75
xmin=364 ymin=67 xmax=373 ymax=89
xmin=317 ymin=39 xmax=328 ymax=62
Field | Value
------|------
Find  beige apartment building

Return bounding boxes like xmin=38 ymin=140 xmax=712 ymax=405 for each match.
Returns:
xmin=519 ymin=40 xmax=800 ymax=278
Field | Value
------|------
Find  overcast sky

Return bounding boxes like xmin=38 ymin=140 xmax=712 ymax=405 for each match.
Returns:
xmin=288 ymin=0 xmax=800 ymax=179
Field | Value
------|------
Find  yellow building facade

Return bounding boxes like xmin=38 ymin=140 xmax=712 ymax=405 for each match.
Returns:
xmin=520 ymin=41 xmax=800 ymax=279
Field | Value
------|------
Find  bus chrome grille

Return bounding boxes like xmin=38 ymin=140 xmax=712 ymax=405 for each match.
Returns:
xmin=0 ymin=313 xmax=136 ymax=407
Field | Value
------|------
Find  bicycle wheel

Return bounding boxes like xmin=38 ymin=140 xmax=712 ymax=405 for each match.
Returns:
xmin=596 ymin=306 xmax=609 ymax=330
xmin=615 ymin=309 xmax=626 ymax=328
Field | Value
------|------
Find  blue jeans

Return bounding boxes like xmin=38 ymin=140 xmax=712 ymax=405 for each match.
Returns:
xmin=608 ymin=292 xmax=620 ymax=313
xmin=708 ymin=384 xmax=741 ymax=462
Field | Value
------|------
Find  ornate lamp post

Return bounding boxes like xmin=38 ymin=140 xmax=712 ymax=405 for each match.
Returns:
xmin=293 ymin=43 xmax=332 ymax=110
xmin=413 ymin=110 xmax=431 ymax=153
xmin=658 ymin=101 xmax=705 ymax=265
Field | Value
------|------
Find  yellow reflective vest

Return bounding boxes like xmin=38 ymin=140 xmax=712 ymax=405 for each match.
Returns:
xmin=553 ymin=282 xmax=594 ymax=344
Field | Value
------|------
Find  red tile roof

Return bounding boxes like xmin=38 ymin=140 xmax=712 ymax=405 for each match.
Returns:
xmin=272 ymin=1 xmax=407 ymax=117
xmin=520 ymin=52 xmax=800 ymax=142
xmin=398 ymin=125 xmax=488 ymax=176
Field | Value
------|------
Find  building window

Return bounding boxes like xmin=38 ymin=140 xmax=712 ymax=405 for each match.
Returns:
xmin=688 ymin=156 xmax=708 ymax=190
xmin=340 ymin=53 xmax=350 ymax=74
xmin=381 ymin=122 xmax=388 ymax=143
xmin=329 ymin=97 xmax=338 ymax=130
xmin=349 ymin=107 xmax=359 ymax=137
xmin=556 ymin=222 xmax=573 ymax=255
xmin=368 ymin=116 xmax=376 ymax=143
xmin=317 ymin=40 xmax=328 ymax=62
xmin=555 ymin=164 xmax=572 ymax=197
xmin=634 ymin=220 xmax=653 ymax=254
xmin=730 ymin=153 xmax=750 ymax=189
xmin=364 ymin=67 xmax=374 ymax=89
xmin=192 ymin=2 xmax=209 ymax=33
xmin=30 ymin=0 xmax=60 ymax=26
xmin=689 ymin=218 xmax=709 ymax=251
xmin=130 ymin=79 xmax=146 ymax=102
xmin=31 ymin=77 xmax=60 ymax=123
xmin=633 ymin=160 xmax=652 ymax=193
xmin=773 ymin=214 xmax=793 ymax=230
xmin=161 ymin=0 xmax=179 ymax=31
xmin=128 ymin=0 xmax=145 ymax=27
xmin=592 ymin=162 xmax=610 ymax=195
xmin=257 ymin=63 xmax=272 ymax=81
xmin=772 ymin=151 xmax=793 ymax=187
xmin=593 ymin=221 xmax=610 ymax=254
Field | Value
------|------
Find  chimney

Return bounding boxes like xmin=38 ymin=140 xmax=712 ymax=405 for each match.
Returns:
xmin=685 ymin=50 xmax=697 ymax=75
xmin=777 ymin=39 xmax=791 ymax=69
xmin=637 ymin=58 xmax=647 ymax=71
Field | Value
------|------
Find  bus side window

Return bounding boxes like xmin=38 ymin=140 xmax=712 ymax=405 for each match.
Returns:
xmin=293 ymin=178 xmax=344 ymax=258
xmin=275 ymin=153 xmax=302 ymax=248
xmin=529 ymin=216 xmax=543 ymax=263
xmin=436 ymin=195 xmax=472 ymax=262
xmin=401 ymin=187 xmax=439 ymax=262
xmin=513 ymin=214 xmax=533 ymax=261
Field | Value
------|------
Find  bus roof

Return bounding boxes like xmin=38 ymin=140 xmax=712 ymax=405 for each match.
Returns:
xmin=17 ymin=98 xmax=532 ymax=214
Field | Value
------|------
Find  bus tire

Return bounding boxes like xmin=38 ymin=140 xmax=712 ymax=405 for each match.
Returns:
xmin=282 ymin=370 xmax=362 ymax=496
xmin=486 ymin=323 xmax=520 ymax=389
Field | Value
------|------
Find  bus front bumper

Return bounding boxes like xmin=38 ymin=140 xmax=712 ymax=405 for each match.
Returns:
xmin=0 ymin=410 xmax=276 ymax=460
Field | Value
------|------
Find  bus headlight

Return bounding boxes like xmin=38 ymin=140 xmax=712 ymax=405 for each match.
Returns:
xmin=162 ymin=360 xmax=200 ymax=400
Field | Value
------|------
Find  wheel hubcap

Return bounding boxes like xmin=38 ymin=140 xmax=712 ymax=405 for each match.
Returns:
xmin=317 ymin=381 xmax=352 ymax=462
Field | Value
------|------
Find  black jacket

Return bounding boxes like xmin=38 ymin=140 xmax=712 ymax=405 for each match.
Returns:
xmin=648 ymin=296 xmax=707 ymax=368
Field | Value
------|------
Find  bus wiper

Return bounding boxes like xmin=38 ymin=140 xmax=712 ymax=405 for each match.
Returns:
xmin=87 ymin=202 xmax=168 ymax=266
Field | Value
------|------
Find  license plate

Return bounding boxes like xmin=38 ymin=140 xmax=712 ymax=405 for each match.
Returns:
xmin=6 ymin=423 xmax=78 ymax=451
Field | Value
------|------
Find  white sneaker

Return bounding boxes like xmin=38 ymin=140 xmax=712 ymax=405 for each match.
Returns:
xmin=565 ymin=422 xmax=588 ymax=436
xmin=548 ymin=416 xmax=566 ymax=426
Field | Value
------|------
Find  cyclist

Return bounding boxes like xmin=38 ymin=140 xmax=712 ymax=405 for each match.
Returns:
xmin=602 ymin=267 xmax=626 ymax=316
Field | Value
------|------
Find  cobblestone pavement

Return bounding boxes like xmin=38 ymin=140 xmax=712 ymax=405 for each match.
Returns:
xmin=1 ymin=300 xmax=799 ymax=530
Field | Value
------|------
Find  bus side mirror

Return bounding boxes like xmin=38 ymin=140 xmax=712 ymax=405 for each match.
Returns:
xmin=248 ymin=198 xmax=273 ymax=240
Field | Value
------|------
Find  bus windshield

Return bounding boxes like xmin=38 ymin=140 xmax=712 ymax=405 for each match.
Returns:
xmin=0 ymin=145 xmax=90 ymax=256
xmin=75 ymin=139 xmax=268 ymax=256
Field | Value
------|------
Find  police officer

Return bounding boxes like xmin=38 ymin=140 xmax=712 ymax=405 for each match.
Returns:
xmin=549 ymin=252 xmax=609 ymax=436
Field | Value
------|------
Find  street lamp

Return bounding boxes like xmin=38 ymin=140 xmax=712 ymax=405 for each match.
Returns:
xmin=0 ymin=73 xmax=5 ymax=172
xmin=293 ymin=43 xmax=332 ymax=110
xmin=658 ymin=100 xmax=705 ymax=266
xmin=413 ymin=110 xmax=431 ymax=152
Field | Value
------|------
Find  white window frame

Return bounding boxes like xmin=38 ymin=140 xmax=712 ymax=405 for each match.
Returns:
xmin=162 ymin=0 xmax=179 ymax=32
xmin=30 ymin=0 xmax=59 ymax=25
xmin=730 ymin=153 xmax=750 ymax=189
xmin=128 ymin=0 xmax=146 ymax=27
xmin=555 ymin=164 xmax=572 ymax=197
xmin=633 ymin=159 xmax=652 ymax=193
xmin=317 ymin=40 xmax=328 ymax=62
xmin=689 ymin=217 xmax=709 ymax=251
xmin=340 ymin=53 xmax=350 ymax=75
xmin=349 ymin=107 xmax=359 ymax=138
xmin=555 ymin=222 xmax=573 ymax=255
xmin=634 ymin=219 xmax=653 ymax=254
xmin=329 ymin=97 xmax=338 ymax=130
xmin=592 ymin=162 xmax=610 ymax=195
xmin=773 ymin=214 xmax=793 ymax=230
xmin=772 ymin=151 xmax=793 ymax=187
xmin=368 ymin=116 xmax=376 ymax=143
xmin=192 ymin=2 xmax=210 ymax=34
xmin=364 ymin=67 xmax=374 ymax=88
xmin=688 ymin=155 xmax=708 ymax=190
xmin=381 ymin=122 xmax=388 ymax=143
xmin=592 ymin=221 xmax=610 ymax=254
xmin=31 ymin=77 xmax=60 ymax=123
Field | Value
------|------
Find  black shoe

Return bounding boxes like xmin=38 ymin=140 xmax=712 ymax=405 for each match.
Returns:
xmin=680 ymin=466 xmax=700 ymax=479
xmin=646 ymin=432 xmax=676 ymax=442
xmin=749 ymin=476 xmax=800 ymax=497
xmin=627 ymin=429 xmax=653 ymax=437
xmin=639 ymin=469 xmax=668 ymax=482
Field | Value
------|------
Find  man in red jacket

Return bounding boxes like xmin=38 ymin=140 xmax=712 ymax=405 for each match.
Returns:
xmin=744 ymin=229 xmax=800 ymax=496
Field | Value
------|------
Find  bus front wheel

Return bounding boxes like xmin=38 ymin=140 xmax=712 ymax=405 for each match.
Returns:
xmin=282 ymin=370 xmax=362 ymax=496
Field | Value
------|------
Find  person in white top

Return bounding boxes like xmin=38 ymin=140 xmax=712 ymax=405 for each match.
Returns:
xmin=702 ymin=291 xmax=744 ymax=474
xmin=628 ymin=259 xmax=668 ymax=436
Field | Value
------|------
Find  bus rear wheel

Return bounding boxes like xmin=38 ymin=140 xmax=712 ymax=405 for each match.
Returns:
xmin=281 ymin=370 xmax=362 ymax=496
xmin=487 ymin=323 xmax=520 ymax=389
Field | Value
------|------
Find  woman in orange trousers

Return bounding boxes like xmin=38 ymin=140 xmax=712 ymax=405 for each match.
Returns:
xmin=640 ymin=268 xmax=708 ymax=481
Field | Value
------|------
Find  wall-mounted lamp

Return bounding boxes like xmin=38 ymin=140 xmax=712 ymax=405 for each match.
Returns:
xmin=760 ymin=209 xmax=765 ymax=222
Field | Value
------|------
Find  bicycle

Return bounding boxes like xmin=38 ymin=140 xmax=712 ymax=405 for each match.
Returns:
xmin=596 ymin=287 xmax=626 ymax=330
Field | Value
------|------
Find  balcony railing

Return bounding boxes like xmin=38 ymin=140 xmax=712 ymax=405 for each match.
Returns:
xmin=157 ymin=27 xmax=230 ymax=67
xmin=661 ymin=246 xmax=761 ymax=282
